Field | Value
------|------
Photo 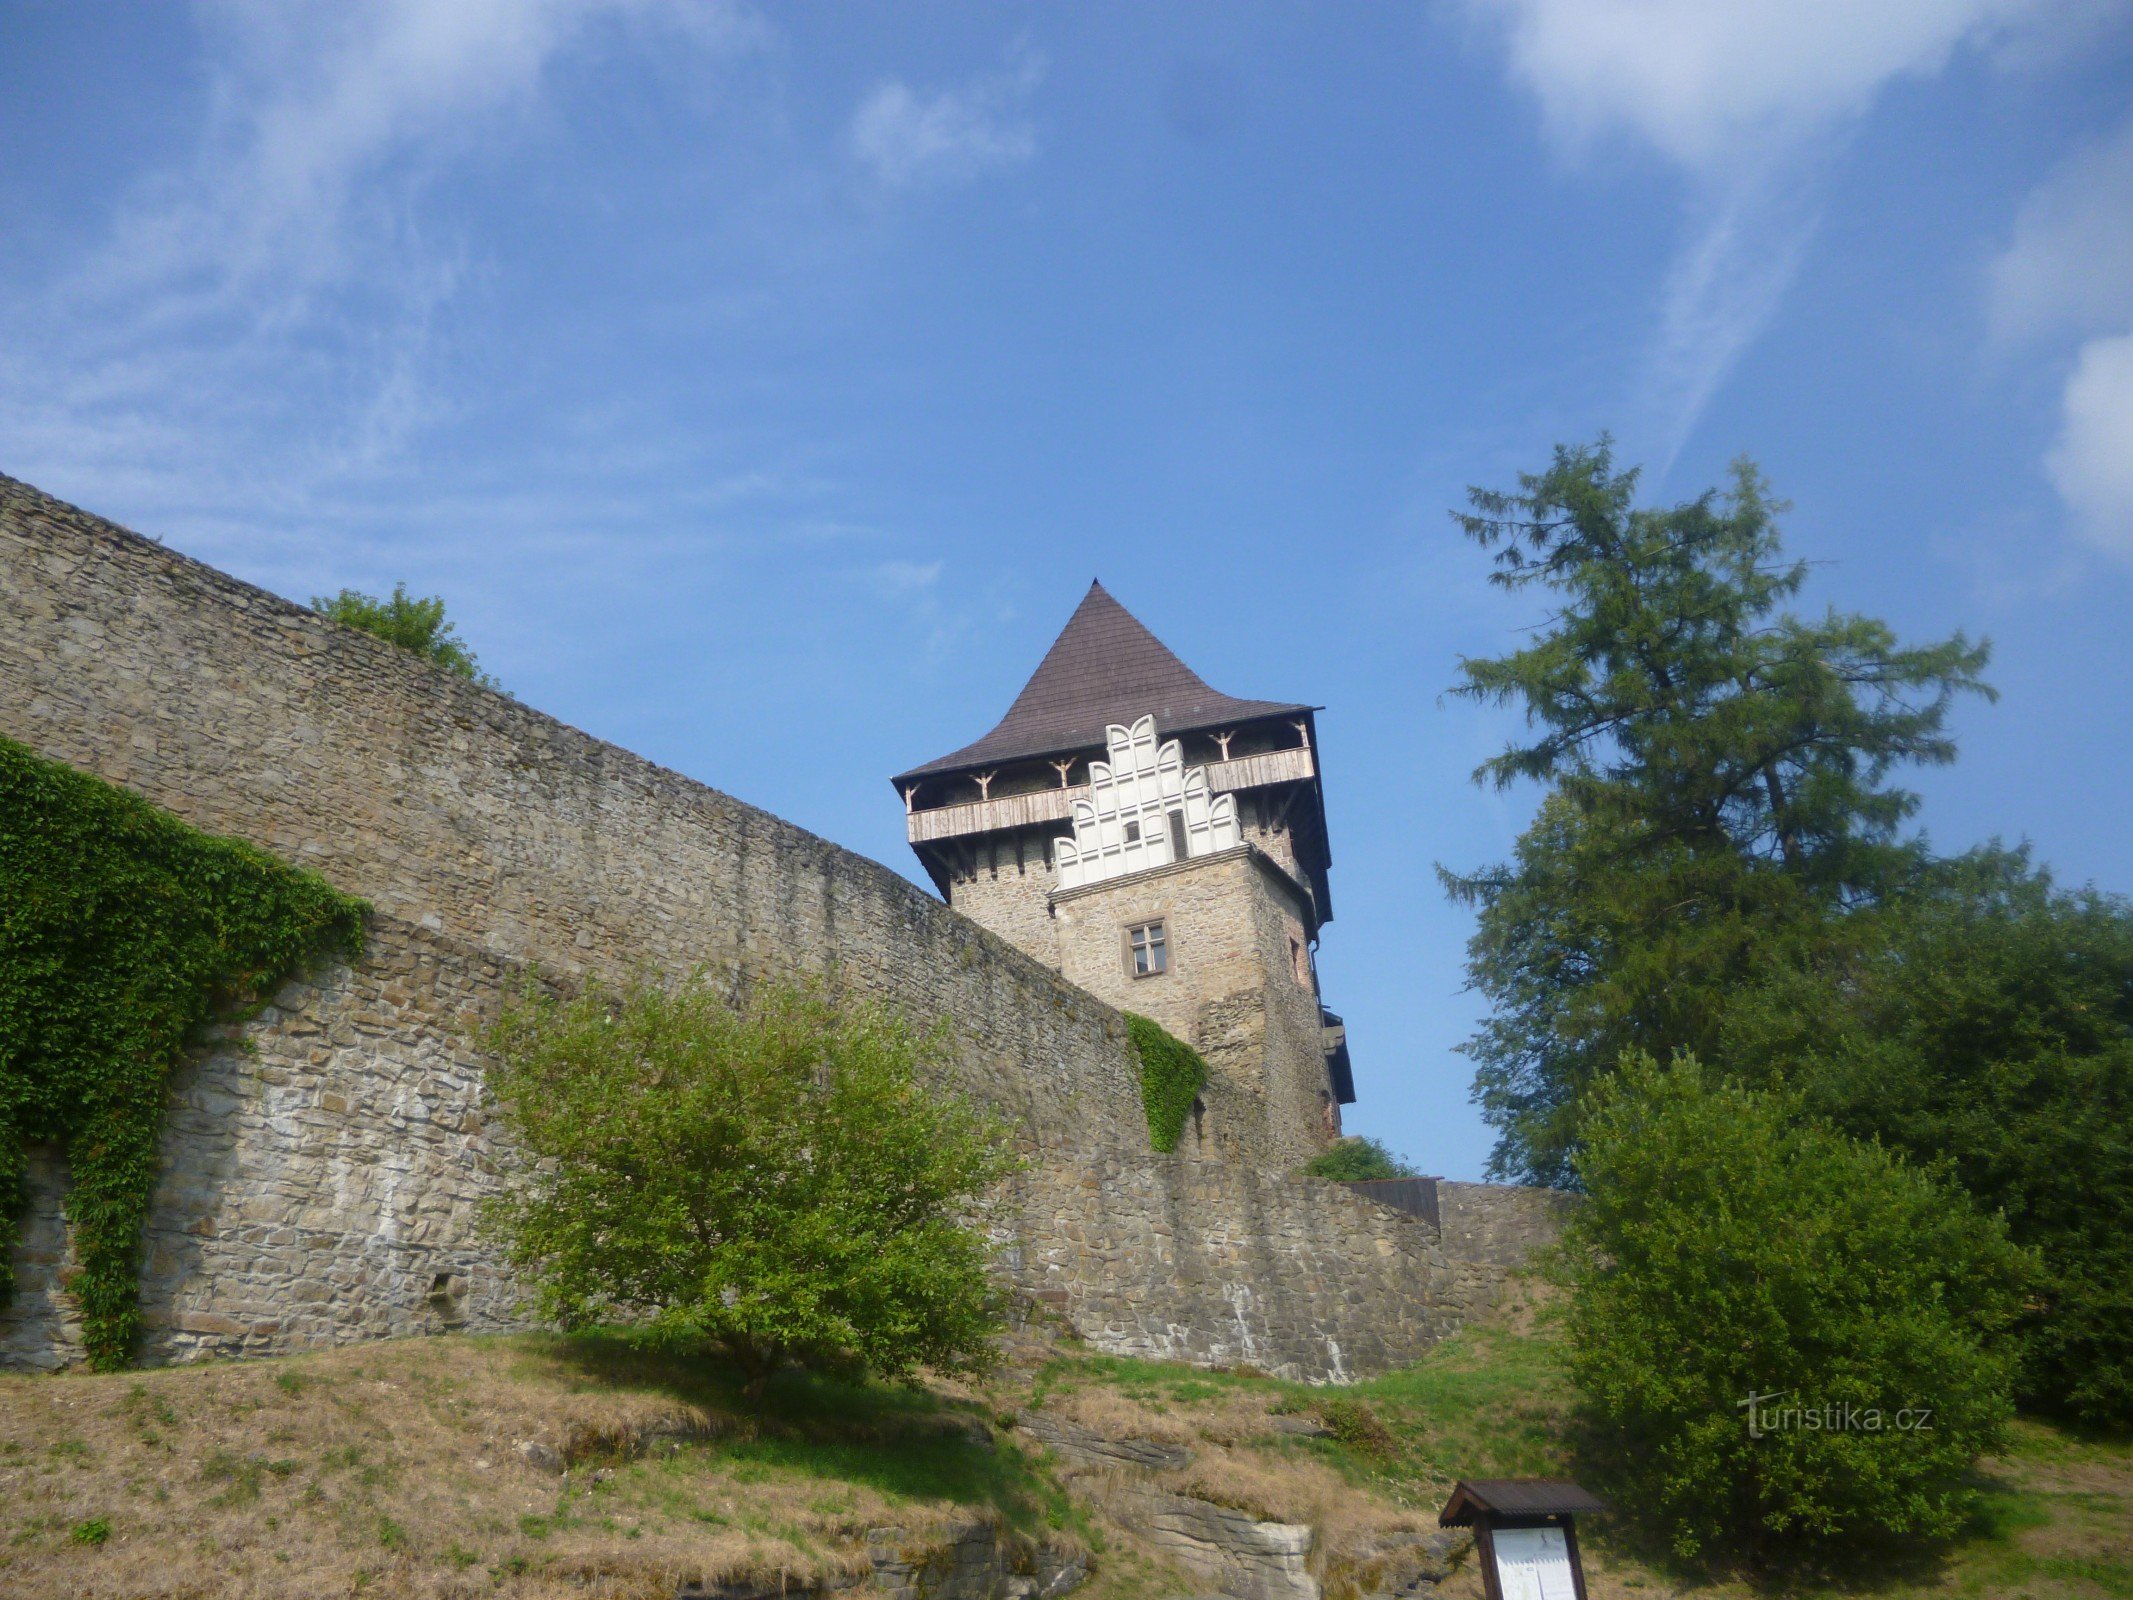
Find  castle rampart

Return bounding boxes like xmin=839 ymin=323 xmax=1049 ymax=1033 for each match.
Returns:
xmin=0 ymin=475 xmax=1551 ymax=1380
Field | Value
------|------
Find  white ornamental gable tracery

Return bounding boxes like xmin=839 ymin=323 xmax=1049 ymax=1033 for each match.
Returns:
xmin=1053 ymin=715 xmax=1241 ymax=890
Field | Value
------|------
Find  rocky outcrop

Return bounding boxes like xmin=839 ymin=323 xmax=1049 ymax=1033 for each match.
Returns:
xmin=867 ymin=1521 xmax=1087 ymax=1600
xmin=1113 ymin=1488 xmax=1317 ymax=1600
xmin=1014 ymin=1408 xmax=1193 ymax=1472
xmin=1338 ymin=1529 xmax=1474 ymax=1599
xmin=674 ymin=1519 xmax=1086 ymax=1600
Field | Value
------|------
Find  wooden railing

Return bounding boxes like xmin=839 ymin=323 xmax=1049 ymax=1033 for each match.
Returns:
xmin=906 ymin=743 xmax=1315 ymax=845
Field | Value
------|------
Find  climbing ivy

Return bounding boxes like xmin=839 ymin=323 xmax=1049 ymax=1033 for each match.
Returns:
xmin=1123 ymin=1012 xmax=1208 ymax=1154
xmin=0 ymin=736 xmax=366 ymax=1368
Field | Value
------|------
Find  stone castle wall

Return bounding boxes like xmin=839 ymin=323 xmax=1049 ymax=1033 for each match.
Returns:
xmin=1437 ymin=1182 xmax=1576 ymax=1271
xmin=0 ymin=475 xmax=1556 ymax=1380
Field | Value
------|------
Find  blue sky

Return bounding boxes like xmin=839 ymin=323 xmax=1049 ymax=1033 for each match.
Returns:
xmin=4 ymin=2 xmax=2130 ymax=1180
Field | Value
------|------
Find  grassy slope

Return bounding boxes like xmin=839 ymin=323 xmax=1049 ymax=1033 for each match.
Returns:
xmin=1022 ymin=1289 xmax=2133 ymax=1600
xmin=1 ymin=1290 xmax=2126 ymax=1600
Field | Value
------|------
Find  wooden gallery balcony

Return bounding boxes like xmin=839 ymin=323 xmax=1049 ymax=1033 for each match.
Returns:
xmin=905 ymin=744 xmax=1317 ymax=845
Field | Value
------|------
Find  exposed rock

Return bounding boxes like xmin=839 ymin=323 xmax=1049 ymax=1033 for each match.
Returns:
xmin=1107 ymin=1487 xmax=1317 ymax=1600
xmin=1016 ymin=1408 xmax=1193 ymax=1472
xmin=1342 ymin=1527 xmax=1473 ymax=1596
xmin=513 ymin=1437 xmax=564 ymax=1475
xmin=865 ymin=1521 xmax=1087 ymax=1600
xmin=1264 ymin=1414 xmax=1333 ymax=1440
xmin=674 ymin=1522 xmax=1085 ymax=1600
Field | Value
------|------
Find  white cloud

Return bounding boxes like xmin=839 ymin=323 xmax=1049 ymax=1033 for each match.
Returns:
xmin=865 ymin=558 xmax=945 ymax=596
xmin=1990 ymin=116 xmax=2133 ymax=343
xmin=1469 ymin=0 xmax=2054 ymax=460
xmin=1986 ymin=114 xmax=2133 ymax=560
xmin=850 ymin=53 xmax=1042 ymax=189
xmin=1485 ymin=0 xmax=2043 ymax=173
xmin=2046 ymin=330 xmax=2133 ymax=556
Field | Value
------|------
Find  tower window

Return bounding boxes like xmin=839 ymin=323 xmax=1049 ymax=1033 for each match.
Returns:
xmin=1122 ymin=818 xmax=1142 ymax=844
xmin=1126 ymin=919 xmax=1168 ymax=977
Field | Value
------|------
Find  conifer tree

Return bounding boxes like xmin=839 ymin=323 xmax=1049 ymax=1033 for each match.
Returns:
xmin=1444 ymin=441 xmax=1992 ymax=1183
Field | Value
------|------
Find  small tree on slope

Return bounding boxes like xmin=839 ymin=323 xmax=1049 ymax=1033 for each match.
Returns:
xmin=482 ymin=977 xmax=1020 ymax=1393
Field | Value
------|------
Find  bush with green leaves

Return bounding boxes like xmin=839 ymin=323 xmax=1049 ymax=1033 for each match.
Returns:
xmin=1561 ymin=1053 xmax=2028 ymax=1565
xmin=1302 ymin=1136 xmax=1416 ymax=1182
xmin=1718 ymin=849 xmax=2133 ymax=1428
xmin=313 ymin=583 xmax=494 ymax=685
xmin=482 ymin=976 xmax=1021 ymax=1392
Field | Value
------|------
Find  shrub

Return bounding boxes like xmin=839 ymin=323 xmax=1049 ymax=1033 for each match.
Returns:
xmin=1314 ymin=1396 xmax=1398 ymax=1457
xmin=1562 ymin=1053 xmax=2028 ymax=1565
xmin=313 ymin=583 xmax=493 ymax=685
xmin=1302 ymin=1137 xmax=1415 ymax=1182
xmin=483 ymin=977 xmax=1021 ymax=1392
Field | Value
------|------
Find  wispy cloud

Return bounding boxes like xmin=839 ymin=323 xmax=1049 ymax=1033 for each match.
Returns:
xmin=1988 ymin=114 xmax=2133 ymax=560
xmin=850 ymin=50 xmax=1043 ymax=189
xmin=0 ymin=1 xmax=750 ymax=525
xmin=1471 ymin=0 xmax=2054 ymax=463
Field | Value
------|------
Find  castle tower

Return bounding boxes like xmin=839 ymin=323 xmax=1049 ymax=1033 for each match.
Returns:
xmin=892 ymin=581 xmax=1354 ymax=1165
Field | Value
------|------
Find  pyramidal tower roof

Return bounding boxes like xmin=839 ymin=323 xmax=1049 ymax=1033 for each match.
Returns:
xmin=895 ymin=581 xmax=1311 ymax=782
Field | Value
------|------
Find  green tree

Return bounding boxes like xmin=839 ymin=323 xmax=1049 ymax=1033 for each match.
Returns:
xmin=1302 ymin=1136 xmax=1416 ymax=1182
xmin=1444 ymin=441 xmax=1992 ymax=1183
xmin=313 ymin=583 xmax=494 ymax=685
xmin=1719 ymin=848 xmax=2133 ymax=1428
xmin=482 ymin=976 xmax=1020 ymax=1394
xmin=1562 ymin=1053 xmax=2027 ymax=1564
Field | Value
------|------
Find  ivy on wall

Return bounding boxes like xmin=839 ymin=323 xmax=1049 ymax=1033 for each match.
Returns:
xmin=0 ymin=736 xmax=366 ymax=1368
xmin=1124 ymin=1013 xmax=1208 ymax=1155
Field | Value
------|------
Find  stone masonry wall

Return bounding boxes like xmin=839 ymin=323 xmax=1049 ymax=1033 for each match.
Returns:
xmin=944 ymin=831 xmax=1063 ymax=969
xmin=1053 ymin=849 xmax=1333 ymax=1169
xmin=0 ymin=475 xmax=1552 ymax=1381
xmin=0 ymin=476 xmax=1149 ymax=1163
xmin=1009 ymin=1160 xmax=1505 ymax=1381
xmin=1437 ymin=1181 xmax=1576 ymax=1271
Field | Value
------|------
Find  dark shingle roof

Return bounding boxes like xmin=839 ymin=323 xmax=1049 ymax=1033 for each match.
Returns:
xmin=894 ymin=581 xmax=1310 ymax=783
xmin=1439 ymin=1480 xmax=1608 ymax=1526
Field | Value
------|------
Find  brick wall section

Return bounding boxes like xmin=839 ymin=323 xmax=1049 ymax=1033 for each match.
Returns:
xmin=0 ymin=475 xmax=1559 ymax=1380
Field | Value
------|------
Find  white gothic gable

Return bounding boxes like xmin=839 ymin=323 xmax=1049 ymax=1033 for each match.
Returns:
xmin=1053 ymin=715 xmax=1241 ymax=890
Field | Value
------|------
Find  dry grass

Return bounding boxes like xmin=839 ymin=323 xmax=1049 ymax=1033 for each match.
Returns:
xmin=0 ymin=1333 xmax=1077 ymax=1600
xmin=5 ymin=1281 xmax=2127 ymax=1600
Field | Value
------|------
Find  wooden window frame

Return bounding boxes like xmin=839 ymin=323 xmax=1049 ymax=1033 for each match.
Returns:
xmin=1124 ymin=918 xmax=1169 ymax=979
